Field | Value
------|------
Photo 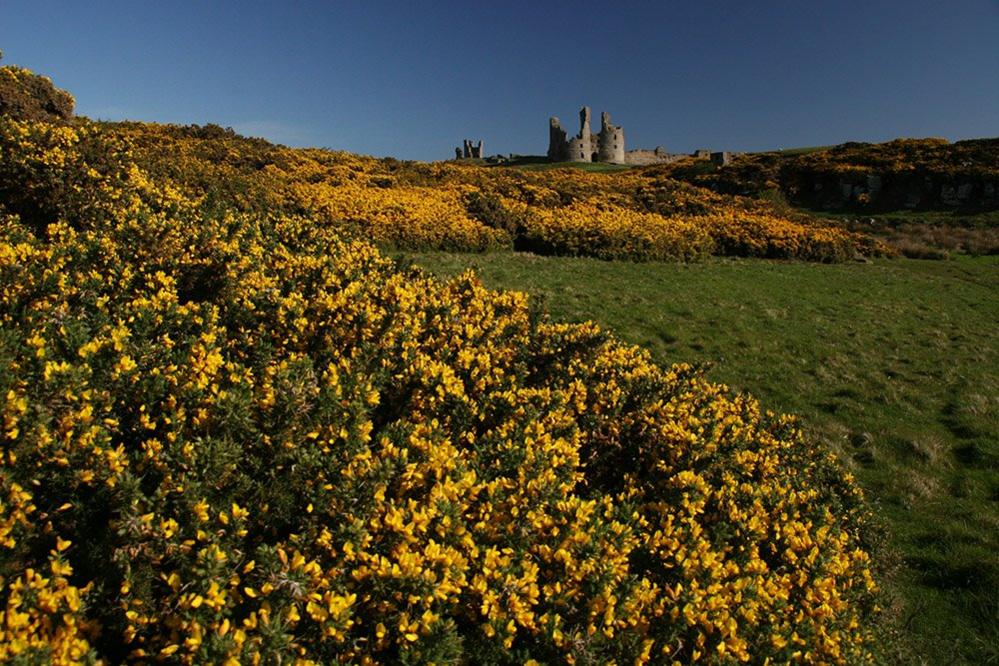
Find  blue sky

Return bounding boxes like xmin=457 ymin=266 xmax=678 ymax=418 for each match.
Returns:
xmin=2 ymin=1 xmax=997 ymax=160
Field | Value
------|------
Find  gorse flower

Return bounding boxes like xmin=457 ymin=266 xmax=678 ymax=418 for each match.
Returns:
xmin=0 ymin=112 xmax=879 ymax=664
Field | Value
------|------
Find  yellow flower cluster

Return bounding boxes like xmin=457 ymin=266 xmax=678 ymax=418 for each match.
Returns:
xmin=0 ymin=516 xmax=95 ymax=664
xmin=522 ymin=201 xmax=713 ymax=261
xmin=701 ymin=210 xmax=875 ymax=261
xmin=289 ymin=179 xmax=504 ymax=251
xmin=0 ymin=115 xmax=880 ymax=663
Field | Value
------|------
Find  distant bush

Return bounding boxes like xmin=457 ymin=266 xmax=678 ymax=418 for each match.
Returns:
xmin=524 ymin=201 xmax=714 ymax=261
xmin=892 ymin=238 xmax=951 ymax=260
xmin=0 ymin=64 xmax=75 ymax=122
xmin=879 ymin=223 xmax=999 ymax=258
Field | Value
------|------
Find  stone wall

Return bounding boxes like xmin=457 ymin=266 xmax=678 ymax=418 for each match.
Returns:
xmin=625 ymin=147 xmax=682 ymax=166
xmin=547 ymin=118 xmax=568 ymax=161
xmin=548 ymin=109 xmax=594 ymax=162
xmin=710 ymin=151 xmax=733 ymax=166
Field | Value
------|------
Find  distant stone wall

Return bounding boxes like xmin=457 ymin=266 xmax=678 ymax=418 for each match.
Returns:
xmin=625 ymin=147 xmax=682 ymax=166
xmin=564 ymin=107 xmax=593 ymax=162
xmin=711 ymin=151 xmax=733 ymax=166
xmin=543 ymin=108 xmax=742 ymax=168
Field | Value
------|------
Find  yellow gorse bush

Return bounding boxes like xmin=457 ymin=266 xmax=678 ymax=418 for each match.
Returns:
xmin=0 ymin=115 xmax=879 ymax=664
xmin=522 ymin=201 xmax=714 ymax=261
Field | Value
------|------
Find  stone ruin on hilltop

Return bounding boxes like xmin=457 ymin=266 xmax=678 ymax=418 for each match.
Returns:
xmin=548 ymin=106 xmax=625 ymax=164
xmin=548 ymin=105 xmax=730 ymax=166
xmin=455 ymin=139 xmax=484 ymax=159
xmin=453 ymin=105 xmax=737 ymax=166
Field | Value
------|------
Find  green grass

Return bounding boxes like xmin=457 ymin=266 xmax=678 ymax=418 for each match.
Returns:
xmin=393 ymin=250 xmax=999 ymax=664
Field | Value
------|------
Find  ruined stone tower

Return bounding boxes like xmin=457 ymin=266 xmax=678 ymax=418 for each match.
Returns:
xmin=547 ymin=117 xmax=568 ymax=161
xmin=567 ymin=106 xmax=593 ymax=162
xmin=456 ymin=139 xmax=483 ymax=159
xmin=547 ymin=106 xmax=625 ymax=164
xmin=597 ymin=112 xmax=625 ymax=164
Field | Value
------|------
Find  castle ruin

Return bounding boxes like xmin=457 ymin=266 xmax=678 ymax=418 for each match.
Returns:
xmin=455 ymin=139 xmax=484 ymax=159
xmin=451 ymin=107 xmax=737 ymax=167
xmin=548 ymin=107 xmax=625 ymax=164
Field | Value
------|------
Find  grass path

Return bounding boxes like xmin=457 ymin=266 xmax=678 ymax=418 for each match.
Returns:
xmin=395 ymin=251 xmax=999 ymax=664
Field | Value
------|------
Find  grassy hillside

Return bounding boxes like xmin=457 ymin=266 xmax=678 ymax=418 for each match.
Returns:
xmin=399 ymin=250 xmax=999 ymax=664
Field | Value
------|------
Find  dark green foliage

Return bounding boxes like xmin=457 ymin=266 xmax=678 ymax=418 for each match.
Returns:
xmin=463 ymin=191 xmax=526 ymax=241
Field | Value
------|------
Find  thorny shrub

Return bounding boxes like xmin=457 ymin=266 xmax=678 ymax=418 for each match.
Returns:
xmin=0 ymin=115 xmax=884 ymax=664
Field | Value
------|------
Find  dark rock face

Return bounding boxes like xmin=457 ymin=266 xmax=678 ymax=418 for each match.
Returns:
xmin=797 ymin=172 xmax=999 ymax=211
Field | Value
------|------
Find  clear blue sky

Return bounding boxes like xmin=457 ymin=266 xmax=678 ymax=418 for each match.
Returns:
xmin=3 ymin=1 xmax=997 ymax=160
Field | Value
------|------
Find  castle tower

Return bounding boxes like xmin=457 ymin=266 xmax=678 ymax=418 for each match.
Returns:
xmin=597 ymin=111 xmax=625 ymax=164
xmin=565 ymin=106 xmax=593 ymax=162
xmin=548 ymin=117 xmax=569 ymax=161
xmin=459 ymin=139 xmax=484 ymax=159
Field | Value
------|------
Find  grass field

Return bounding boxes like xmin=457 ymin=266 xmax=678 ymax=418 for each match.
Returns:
xmin=395 ymin=250 xmax=999 ymax=664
